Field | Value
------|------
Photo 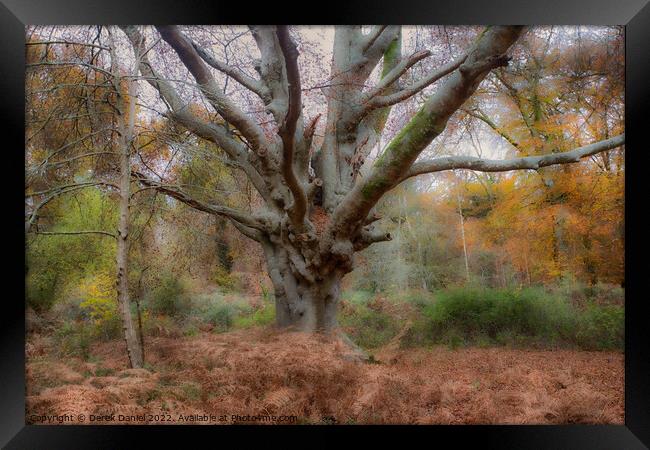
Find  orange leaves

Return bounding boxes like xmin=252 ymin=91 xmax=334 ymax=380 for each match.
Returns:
xmin=414 ymin=156 xmax=623 ymax=285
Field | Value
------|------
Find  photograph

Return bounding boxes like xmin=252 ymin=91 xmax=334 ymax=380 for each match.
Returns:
xmin=22 ymin=23 xmax=630 ymax=427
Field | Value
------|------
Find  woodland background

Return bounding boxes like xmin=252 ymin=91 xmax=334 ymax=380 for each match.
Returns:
xmin=25 ymin=25 xmax=624 ymax=424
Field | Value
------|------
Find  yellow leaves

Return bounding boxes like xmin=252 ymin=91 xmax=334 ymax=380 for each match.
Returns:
xmin=78 ymin=273 xmax=118 ymax=325
xmin=135 ymin=130 xmax=171 ymax=163
xmin=518 ymin=135 xmax=546 ymax=152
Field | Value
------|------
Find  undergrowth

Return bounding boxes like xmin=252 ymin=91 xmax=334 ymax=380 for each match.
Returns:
xmin=47 ymin=279 xmax=623 ymax=354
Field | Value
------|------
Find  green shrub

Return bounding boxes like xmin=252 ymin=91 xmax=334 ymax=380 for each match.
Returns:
xmin=184 ymin=325 xmax=199 ymax=337
xmin=177 ymin=290 xmax=273 ymax=332
xmin=407 ymin=286 xmax=622 ymax=350
xmin=94 ymin=366 xmax=115 ymax=377
xmin=401 ymin=317 xmax=434 ymax=347
xmin=202 ymin=303 xmax=235 ymax=332
xmin=143 ymin=314 xmax=180 ymax=337
xmin=51 ymin=296 xmax=86 ymax=322
xmin=443 ymin=329 xmax=464 ymax=350
xmin=26 ymin=270 xmax=59 ymax=312
xmin=146 ymin=274 xmax=190 ymax=317
xmin=190 ymin=292 xmax=251 ymax=315
xmin=260 ymin=285 xmax=273 ymax=303
xmin=575 ymin=303 xmax=624 ymax=350
xmin=55 ymin=321 xmax=91 ymax=360
xmin=402 ymin=289 xmax=436 ymax=308
xmin=422 ymin=287 xmax=576 ymax=346
xmin=339 ymin=303 xmax=400 ymax=349
xmin=212 ymin=266 xmax=235 ymax=291
xmin=180 ymin=382 xmax=202 ymax=401
xmin=92 ymin=313 xmax=122 ymax=341
xmin=552 ymin=278 xmax=624 ymax=308
xmin=588 ymin=283 xmax=624 ymax=306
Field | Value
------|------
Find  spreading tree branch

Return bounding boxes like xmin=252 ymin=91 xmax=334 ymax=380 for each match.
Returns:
xmin=25 ymin=181 xmax=120 ymax=232
xmin=227 ymin=217 xmax=265 ymax=242
xmin=462 ymin=107 xmax=521 ymax=150
xmin=364 ymin=53 xmax=468 ymax=112
xmin=328 ymin=26 xmax=525 ymax=238
xmin=119 ymin=26 xmax=271 ymax=203
xmin=401 ymin=134 xmax=625 ymax=181
xmin=361 ymin=49 xmax=432 ymax=102
xmin=362 ymin=26 xmax=401 ymax=63
xmin=131 ymin=171 xmax=264 ymax=231
xmin=353 ymin=227 xmax=393 ymax=251
xmin=276 ymin=26 xmax=307 ymax=228
xmin=362 ymin=26 xmax=388 ymax=53
xmin=156 ymin=26 xmax=269 ymax=156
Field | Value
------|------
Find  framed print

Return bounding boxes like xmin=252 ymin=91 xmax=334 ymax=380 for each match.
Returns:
xmin=2 ymin=0 xmax=649 ymax=447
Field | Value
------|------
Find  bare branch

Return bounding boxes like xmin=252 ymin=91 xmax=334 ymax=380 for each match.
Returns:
xmin=303 ymin=113 xmax=322 ymax=142
xmin=26 ymin=61 xmax=114 ymax=77
xmin=26 ymin=181 xmax=119 ymax=198
xmin=402 ymin=134 xmax=625 ymax=181
xmin=26 ymin=40 xmax=110 ymax=50
xmin=353 ymin=227 xmax=393 ymax=251
xmin=156 ymin=26 xmax=269 ymax=155
xmin=363 ymin=212 xmax=382 ymax=225
xmin=31 ymin=230 xmax=117 ymax=239
xmin=25 ymin=181 xmax=120 ymax=233
xmin=362 ymin=49 xmax=432 ymax=101
xmin=463 ymin=107 xmax=521 ymax=150
xmin=367 ymin=52 xmax=468 ymax=111
xmin=119 ymin=26 xmax=272 ymax=203
xmin=191 ymin=40 xmax=269 ymax=99
xmin=276 ymin=26 xmax=307 ymax=227
xmin=227 ymin=217 xmax=265 ymax=242
xmin=28 ymin=128 xmax=115 ymax=172
xmin=361 ymin=26 xmax=402 ymax=70
xmin=131 ymin=171 xmax=264 ymax=231
xmin=362 ymin=26 xmax=388 ymax=53
xmin=328 ymin=26 xmax=524 ymax=237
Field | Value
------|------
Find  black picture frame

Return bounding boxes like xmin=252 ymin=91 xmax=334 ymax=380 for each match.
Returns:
xmin=2 ymin=1 xmax=648 ymax=448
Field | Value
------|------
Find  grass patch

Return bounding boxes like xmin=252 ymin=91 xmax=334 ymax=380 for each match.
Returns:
xmin=94 ymin=366 xmax=115 ymax=377
xmin=233 ymin=304 xmax=275 ymax=329
xmin=180 ymin=382 xmax=202 ymax=401
xmin=341 ymin=290 xmax=374 ymax=305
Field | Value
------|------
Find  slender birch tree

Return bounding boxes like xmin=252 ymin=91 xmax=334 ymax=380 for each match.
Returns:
xmin=110 ymin=30 xmax=144 ymax=368
xmin=26 ymin=27 xmax=145 ymax=367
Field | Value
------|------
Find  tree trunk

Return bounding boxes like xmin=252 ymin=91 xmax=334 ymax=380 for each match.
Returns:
xmin=114 ymin=49 xmax=144 ymax=369
xmin=262 ymin=241 xmax=343 ymax=333
xmin=274 ymin=274 xmax=341 ymax=333
xmin=116 ymin=208 xmax=144 ymax=368
xmin=116 ymin=130 xmax=144 ymax=367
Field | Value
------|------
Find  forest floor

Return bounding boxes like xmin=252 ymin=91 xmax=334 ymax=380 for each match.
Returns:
xmin=26 ymin=327 xmax=624 ymax=425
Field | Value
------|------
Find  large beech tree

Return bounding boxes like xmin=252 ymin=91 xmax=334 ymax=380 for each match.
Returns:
xmin=116 ymin=25 xmax=624 ymax=333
